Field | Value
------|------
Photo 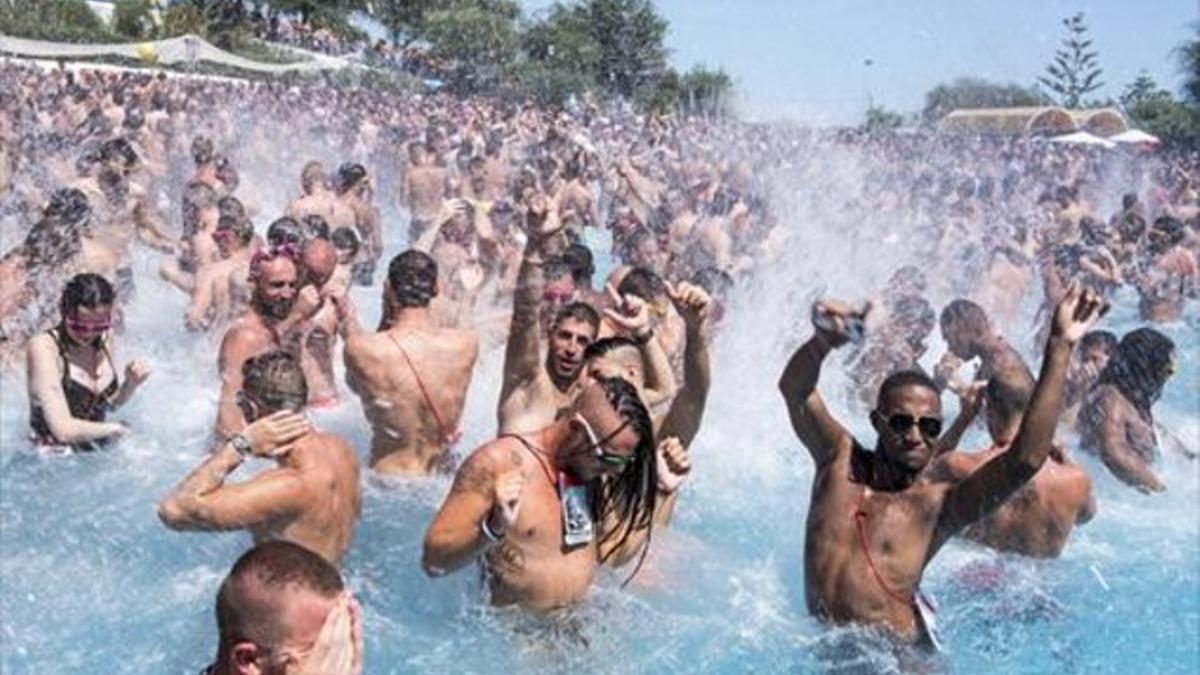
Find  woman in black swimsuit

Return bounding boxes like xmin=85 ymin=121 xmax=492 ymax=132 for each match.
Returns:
xmin=26 ymin=273 xmax=150 ymax=450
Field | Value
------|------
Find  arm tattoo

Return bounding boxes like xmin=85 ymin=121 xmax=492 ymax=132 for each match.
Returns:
xmin=486 ymin=539 xmax=527 ymax=577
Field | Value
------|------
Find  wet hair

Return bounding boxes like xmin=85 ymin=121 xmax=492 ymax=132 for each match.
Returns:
xmin=590 ymin=376 xmax=658 ymax=583
xmin=583 ymin=335 xmax=640 ymax=362
xmin=334 ymin=162 xmax=367 ymax=193
xmin=1097 ymin=328 xmax=1175 ymax=415
xmin=217 ymin=195 xmax=245 ymax=224
xmin=691 ymin=266 xmax=734 ymax=299
xmin=1080 ymin=330 xmax=1118 ymax=356
xmin=877 ymin=369 xmax=939 ymax=409
xmin=331 ymin=226 xmax=360 ymax=256
xmin=100 ymin=137 xmax=139 ymax=170
xmin=561 ymin=243 xmax=595 ymax=287
xmin=1122 ymin=192 xmax=1138 ymax=210
xmin=191 ymin=135 xmax=214 ymax=165
xmin=59 ymin=273 xmax=114 ymax=317
xmin=939 ymin=299 xmax=989 ymax=337
xmin=45 ymin=187 xmax=92 ymax=226
xmin=617 ymin=267 xmax=666 ymax=302
xmin=215 ymin=541 xmax=343 ymax=653
xmin=985 ymin=368 xmax=1035 ymax=424
xmin=267 ymin=217 xmax=303 ymax=247
xmin=1148 ymin=216 xmax=1185 ymax=254
xmin=216 ymin=211 xmax=254 ymax=246
xmin=241 ymin=351 xmax=308 ymax=413
xmin=301 ymin=215 xmax=331 ymax=241
xmin=553 ymin=301 xmax=600 ymax=333
xmin=387 ymin=250 xmax=438 ymax=308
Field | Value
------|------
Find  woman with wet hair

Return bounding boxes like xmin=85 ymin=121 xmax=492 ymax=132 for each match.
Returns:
xmin=1079 ymin=327 xmax=1178 ymax=492
xmin=26 ymin=273 xmax=150 ymax=450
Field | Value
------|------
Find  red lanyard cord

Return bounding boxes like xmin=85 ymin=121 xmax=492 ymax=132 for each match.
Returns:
xmin=853 ymin=487 xmax=916 ymax=607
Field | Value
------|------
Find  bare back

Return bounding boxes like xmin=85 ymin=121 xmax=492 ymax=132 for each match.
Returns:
xmin=249 ymin=431 xmax=361 ymax=565
xmin=344 ymin=326 xmax=478 ymax=474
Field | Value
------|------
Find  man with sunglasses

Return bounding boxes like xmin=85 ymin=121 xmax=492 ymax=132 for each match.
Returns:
xmin=161 ymin=352 xmax=360 ymax=566
xmin=423 ymin=377 xmax=689 ymax=610
xmin=778 ymin=282 xmax=1105 ymax=648
xmin=215 ymin=251 xmax=321 ymax=441
xmin=202 ymin=540 xmax=363 ymax=675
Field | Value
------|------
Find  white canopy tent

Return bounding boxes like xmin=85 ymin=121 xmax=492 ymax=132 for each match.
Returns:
xmin=1110 ymin=129 xmax=1161 ymax=145
xmin=1049 ymin=131 xmax=1116 ymax=149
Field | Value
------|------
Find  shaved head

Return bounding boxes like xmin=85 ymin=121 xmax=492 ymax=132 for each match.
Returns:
xmin=301 ymin=239 xmax=337 ymax=287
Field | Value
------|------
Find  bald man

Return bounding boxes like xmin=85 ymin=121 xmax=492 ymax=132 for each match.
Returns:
xmin=201 ymin=541 xmax=363 ymax=675
xmin=298 ymin=239 xmax=356 ymax=408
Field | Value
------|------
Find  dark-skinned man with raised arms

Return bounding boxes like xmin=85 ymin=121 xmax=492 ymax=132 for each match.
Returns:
xmin=778 ymin=281 xmax=1105 ymax=648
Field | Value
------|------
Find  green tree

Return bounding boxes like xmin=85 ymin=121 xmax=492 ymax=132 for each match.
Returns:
xmin=582 ymin=0 xmax=669 ymax=100
xmin=1176 ymin=23 xmax=1199 ymax=105
xmin=677 ymin=65 xmax=734 ymax=117
xmin=862 ymin=105 xmax=904 ymax=132
xmin=112 ymin=0 xmax=157 ymax=40
xmin=1119 ymin=71 xmax=1172 ymax=110
xmin=1038 ymin=12 xmax=1104 ymax=108
xmin=921 ymin=77 xmax=1047 ymax=124
xmin=370 ymin=0 xmax=448 ymax=45
xmin=1119 ymin=72 xmax=1197 ymax=144
xmin=0 ymin=0 xmax=113 ymax=42
xmin=422 ymin=1 xmax=521 ymax=94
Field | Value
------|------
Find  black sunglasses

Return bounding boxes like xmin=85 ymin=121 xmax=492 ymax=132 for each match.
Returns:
xmin=885 ymin=413 xmax=943 ymax=439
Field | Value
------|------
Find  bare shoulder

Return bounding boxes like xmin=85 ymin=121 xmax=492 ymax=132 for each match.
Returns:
xmin=448 ymin=439 xmax=521 ymax=496
xmin=928 ymin=451 xmax=981 ymax=482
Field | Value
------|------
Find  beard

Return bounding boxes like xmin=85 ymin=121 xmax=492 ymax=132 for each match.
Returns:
xmin=255 ymin=295 xmax=294 ymax=321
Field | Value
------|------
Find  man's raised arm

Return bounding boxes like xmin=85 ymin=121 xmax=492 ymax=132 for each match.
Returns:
xmin=659 ymin=282 xmax=713 ymax=447
xmin=777 ymin=301 xmax=863 ymax=466
xmin=937 ymin=283 xmax=1106 ymax=542
xmin=499 ymin=194 xmax=562 ymax=403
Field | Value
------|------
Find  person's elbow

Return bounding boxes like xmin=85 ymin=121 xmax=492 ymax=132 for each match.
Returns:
xmin=157 ymin=496 xmax=191 ymax=530
xmin=420 ymin=535 xmax=452 ymax=578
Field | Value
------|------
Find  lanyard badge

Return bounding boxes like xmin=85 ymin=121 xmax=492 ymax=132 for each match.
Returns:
xmin=558 ymin=472 xmax=594 ymax=547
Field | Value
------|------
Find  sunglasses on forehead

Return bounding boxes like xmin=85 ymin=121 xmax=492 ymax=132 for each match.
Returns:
xmin=885 ymin=413 xmax=944 ymax=439
xmin=574 ymin=413 xmax=634 ymax=471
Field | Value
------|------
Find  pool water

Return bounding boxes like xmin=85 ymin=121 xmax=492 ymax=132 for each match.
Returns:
xmin=1 ymin=202 xmax=1198 ymax=675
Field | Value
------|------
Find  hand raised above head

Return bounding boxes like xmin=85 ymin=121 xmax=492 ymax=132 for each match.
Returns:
xmin=811 ymin=299 xmax=871 ymax=348
xmin=1051 ymin=281 xmax=1108 ymax=345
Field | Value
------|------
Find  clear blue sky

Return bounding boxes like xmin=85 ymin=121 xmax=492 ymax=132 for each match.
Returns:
xmin=522 ymin=0 xmax=1196 ymax=124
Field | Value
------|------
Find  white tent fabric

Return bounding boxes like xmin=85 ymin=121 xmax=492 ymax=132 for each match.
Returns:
xmin=0 ymin=33 xmax=349 ymax=74
xmin=1110 ymin=129 xmax=1160 ymax=144
xmin=1049 ymin=131 xmax=1116 ymax=149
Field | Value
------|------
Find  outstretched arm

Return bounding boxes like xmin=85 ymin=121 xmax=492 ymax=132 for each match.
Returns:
xmin=499 ymin=194 xmax=562 ymax=403
xmin=777 ymin=300 xmax=865 ymax=466
xmin=937 ymin=283 xmax=1106 ymax=542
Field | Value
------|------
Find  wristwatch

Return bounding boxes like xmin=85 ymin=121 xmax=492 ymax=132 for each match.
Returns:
xmin=228 ymin=433 xmax=253 ymax=458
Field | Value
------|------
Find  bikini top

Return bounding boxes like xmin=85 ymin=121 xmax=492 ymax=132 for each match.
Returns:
xmin=30 ymin=328 xmax=119 ymax=444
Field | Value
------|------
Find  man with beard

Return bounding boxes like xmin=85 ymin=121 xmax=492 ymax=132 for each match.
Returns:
xmin=497 ymin=195 xmax=600 ymax=434
xmin=778 ymin=283 xmax=1105 ymax=648
xmin=1079 ymin=327 xmax=1180 ymax=493
xmin=215 ymin=249 xmax=319 ymax=440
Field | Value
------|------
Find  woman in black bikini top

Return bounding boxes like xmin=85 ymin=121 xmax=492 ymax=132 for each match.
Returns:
xmin=26 ymin=274 xmax=150 ymax=450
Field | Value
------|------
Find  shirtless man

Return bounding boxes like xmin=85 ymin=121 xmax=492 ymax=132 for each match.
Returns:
xmin=1134 ymin=216 xmax=1197 ymax=323
xmin=286 ymin=162 xmax=352 ymax=227
xmin=215 ymin=251 xmax=319 ymax=440
xmin=400 ymin=142 xmax=449 ymax=243
xmin=333 ymin=164 xmax=383 ymax=286
xmin=186 ymin=214 xmax=257 ymax=331
xmin=161 ymin=181 xmax=221 ymax=294
xmin=423 ymin=377 xmax=690 ymax=610
xmin=934 ymin=298 xmax=1032 ymax=394
xmin=497 ymin=196 xmax=600 ymax=434
xmin=932 ymin=370 xmax=1095 ymax=558
xmin=777 ymin=283 xmax=1104 ymax=646
xmin=202 ymin=541 xmax=364 ymax=675
xmin=159 ymin=351 xmax=360 ymax=565
xmin=344 ymin=250 xmax=479 ymax=475
xmin=1079 ymin=327 xmax=1178 ymax=493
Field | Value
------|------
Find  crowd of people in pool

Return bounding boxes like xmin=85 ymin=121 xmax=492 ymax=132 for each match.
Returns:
xmin=0 ymin=60 xmax=1196 ymax=672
